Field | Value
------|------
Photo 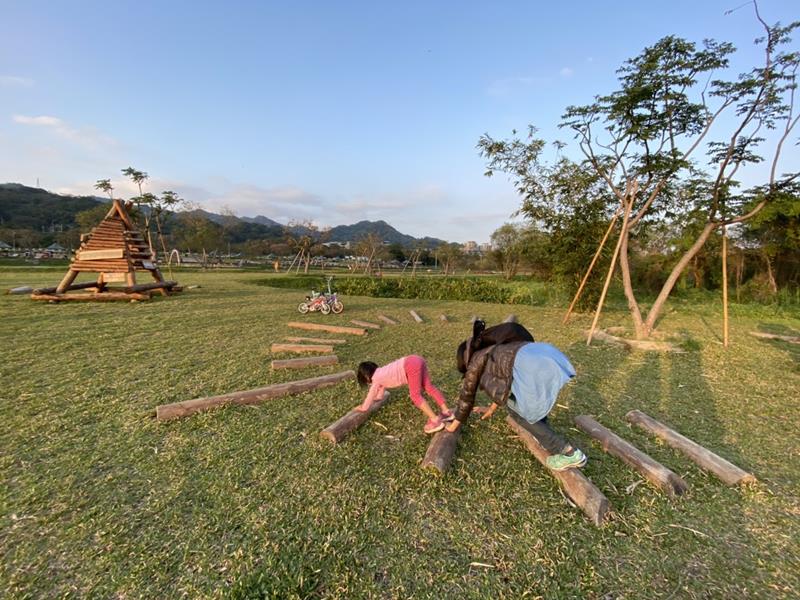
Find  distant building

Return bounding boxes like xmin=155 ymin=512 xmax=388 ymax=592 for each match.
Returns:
xmin=479 ymin=242 xmax=493 ymax=253
xmin=462 ymin=241 xmax=479 ymax=254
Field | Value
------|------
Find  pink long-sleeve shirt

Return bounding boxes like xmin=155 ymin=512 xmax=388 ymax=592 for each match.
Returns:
xmin=362 ymin=357 xmax=408 ymax=406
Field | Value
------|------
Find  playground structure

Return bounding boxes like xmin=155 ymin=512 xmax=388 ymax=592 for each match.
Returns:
xmin=31 ymin=199 xmax=179 ymax=302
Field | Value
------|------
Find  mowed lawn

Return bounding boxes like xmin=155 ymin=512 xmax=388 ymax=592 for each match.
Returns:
xmin=1 ymin=268 xmax=798 ymax=599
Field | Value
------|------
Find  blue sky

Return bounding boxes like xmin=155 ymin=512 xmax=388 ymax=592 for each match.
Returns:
xmin=1 ymin=0 xmax=797 ymax=242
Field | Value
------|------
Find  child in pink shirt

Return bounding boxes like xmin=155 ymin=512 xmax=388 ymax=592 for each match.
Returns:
xmin=356 ymin=355 xmax=453 ymax=433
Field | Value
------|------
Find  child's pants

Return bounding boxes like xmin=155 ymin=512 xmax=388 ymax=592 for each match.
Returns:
xmin=404 ymin=355 xmax=447 ymax=409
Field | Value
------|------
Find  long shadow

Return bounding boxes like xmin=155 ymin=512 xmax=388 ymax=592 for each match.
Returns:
xmin=754 ymin=322 xmax=800 ymax=368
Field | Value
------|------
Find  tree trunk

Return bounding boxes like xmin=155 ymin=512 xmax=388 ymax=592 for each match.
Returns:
xmin=643 ymin=222 xmax=717 ymax=335
xmin=618 ymin=217 xmax=646 ymax=338
xmin=763 ymin=251 xmax=778 ymax=294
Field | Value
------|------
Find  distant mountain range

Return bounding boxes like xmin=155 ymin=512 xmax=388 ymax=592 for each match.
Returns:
xmin=0 ymin=183 xmax=447 ymax=247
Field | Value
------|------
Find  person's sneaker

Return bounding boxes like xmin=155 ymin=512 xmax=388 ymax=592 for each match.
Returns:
xmin=423 ymin=417 xmax=445 ymax=434
xmin=439 ymin=409 xmax=455 ymax=422
xmin=545 ymin=449 xmax=587 ymax=471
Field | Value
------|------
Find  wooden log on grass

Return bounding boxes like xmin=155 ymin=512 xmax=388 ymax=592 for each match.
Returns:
xmin=320 ymin=391 xmax=390 ymax=443
xmin=439 ymin=314 xmax=449 ymax=322
xmin=156 ymin=370 xmax=356 ymax=421
xmin=749 ymin=331 xmax=800 ymax=344
xmin=271 ymin=343 xmax=334 ymax=354
xmin=421 ymin=430 xmax=461 ymax=475
xmin=625 ymin=410 xmax=756 ymax=485
xmin=409 ymin=310 xmax=424 ymax=323
xmin=31 ymin=292 xmax=151 ymax=302
xmin=32 ymin=281 xmax=104 ymax=295
xmin=503 ymin=314 xmax=518 ymax=323
xmin=350 ymin=319 xmax=381 ymax=330
xmin=506 ymin=415 xmax=610 ymax=526
xmin=271 ymin=355 xmax=339 ymax=370
xmin=287 ymin=321 xmax=366 ymax=336
xmin=124 ymin=280 xmax=178 ymax=293
xmin=285 ymin=336 xmax=347 ymax=345
xmin=377 ymin=314 xmax=398 ymax=325
xmin=575 ymin=415 xmax=688 ymax=497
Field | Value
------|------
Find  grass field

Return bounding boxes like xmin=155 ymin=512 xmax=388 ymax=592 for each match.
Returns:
xmin=1 ymin=268 xmax=799 ymax=599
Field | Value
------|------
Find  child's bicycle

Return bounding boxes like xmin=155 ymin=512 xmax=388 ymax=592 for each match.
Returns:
xmin=297 ymin=277 xmax=343 ymax=315
xmin=324 ymin=276 xmax=344 ymax=314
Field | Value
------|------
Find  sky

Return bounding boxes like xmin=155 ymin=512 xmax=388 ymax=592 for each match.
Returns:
xmin=1 ymin=0 xmax=797 ymax=243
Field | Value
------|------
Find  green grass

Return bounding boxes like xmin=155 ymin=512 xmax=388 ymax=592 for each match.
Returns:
xmin=1 ymin=268 xmax=798 ymax=598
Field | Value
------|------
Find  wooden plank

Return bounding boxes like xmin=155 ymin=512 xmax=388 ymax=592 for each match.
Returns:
xmin=409 ymin=310 xmax=424 ymax=323
xmin=287 ymin=321 xmax=367 ymax=336
xmin=320 ymin=391 xmax=391 ymax=443
xmin=156 ymin=370 xmax=356 ymax=421
xmin=506 ymin=415 xmax=610 ymax=526
xmin=76 ymin=248 xmax=125 ymax=260
xmin=271 ymin=355 xmax=339 ymax=370
xmin=377 ymin=314 xmax=398 ymax=325
xmin=421 ymin=430 xmax=460 ymax=475
xmin=749 ymin=331 xmax=800 ymax=344
xmin=271 ymin=343 xmax=334 ymax=354
xmin=285 ymin=336 xmax=347 ymax=345
xmin=101 ymin=272 xmax=128 ymax=282
xmin=503 ymin=314 xmax=518 ymax=323
xmin=625 ymin=410 xmax=756 ymax=486
xmin=350 ymin=319 xmax=381 ymax=330
xmin=575 ymin=415 xmax=689 ymax=497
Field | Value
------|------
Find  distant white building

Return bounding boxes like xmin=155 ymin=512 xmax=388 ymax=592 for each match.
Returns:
xmin=462 ymin=241 xmax=479 ymax=254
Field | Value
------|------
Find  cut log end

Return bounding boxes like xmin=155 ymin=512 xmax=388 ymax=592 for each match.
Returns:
xmin=421 ymin=430 xmax=460 ymax=475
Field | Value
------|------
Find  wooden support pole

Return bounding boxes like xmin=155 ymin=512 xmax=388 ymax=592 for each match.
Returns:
xmin=722 ymin=226 xmax=729 ymax=348
xmin=563 ymin=210 xmax=620 ymax=324
xmin=409 ymin=310 xmax=424 ymax=323
xmin=31 ymin=292 xmax=151 ymax=302
xmin=271 ymin=355 xmax=339 ymax=370
xmin=377 ymin=314 xmax=398 ymax=325
xmin=506 ymin=415 xmax=610 ymax=526
xmin=587 ymin=189 xmax=634 ymax=346
xmin=625 ymin=410 xmax=756 ymax=485
xmin=503 ymin=314 xmax=518 ymax=323
xmin=574 ymin=415 xmax=688 ymax=497
xmin=421 ymin=430 xmax=461 ymax=475
xmin=320 ymin=391 xmax=390 ymax=443
xmin=271 ymin=343 xmax=334 ymax=354
xmin=285 ymin=336 xmax=347 ymax=345
xmin=287 ymin=321 xmax=366 ymax=336
xmin=748 ymin=331 xmax=800 ymax=344
xmin=55 ymin=269 xmax=78 ymax=294
xmin=350 ymin=319 xmax=381 ymax=330
xmin=156 ymin=370 xmax=356 ymax=421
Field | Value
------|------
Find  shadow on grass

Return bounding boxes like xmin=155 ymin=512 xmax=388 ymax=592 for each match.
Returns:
xmin=753 ymin=323 xmax=800 ymax=368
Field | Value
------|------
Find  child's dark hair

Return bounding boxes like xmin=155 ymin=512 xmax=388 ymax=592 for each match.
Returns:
xmin=357 ymin=361 xmax=378 ymax=387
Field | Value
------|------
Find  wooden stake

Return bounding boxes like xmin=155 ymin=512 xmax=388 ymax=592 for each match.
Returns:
xmin=156 ymin=370 xmax=356 ymax=421
xmin=574 ymin=415 xmax=688 ymax=497
xmin=722 ymin=226 xmax=729 ymax=348
xmin=320 ymin=391 xmax=390 ymax=443
xmin=563 ymin=210 xmax=620 ymax=324
xmin=271 ymin=355 xmax=339 ymax=370
xmin=271 ymin=343 xmax=334 ymax=354
xmin=506 ymin=415 xmax=610 ymax=526
xmin=285 ymin=336 xmax=347 ymax=345
xmin=377 ymin=314 xmax=398 ymax=325
xmin=421 ymin=430 xmax=461 ymax=475
xmin=287 ymin=321 xmax=366 ymax=336
xmin=350 ymin=319 xmax=381 ymax=330
xmin=625 ymin=410 xmax=756 ymax=486
xmin=587 ymin=188 xmax=634 ymax=346
xmin=409 ymin=310 xmax=424 ymax=323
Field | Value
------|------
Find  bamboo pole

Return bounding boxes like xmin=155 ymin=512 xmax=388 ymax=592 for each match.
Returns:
xmin=320 ymin=391 xmax=390 ymax=443
xmin=156 ymin=370 xmax=356 ymax=421
xmin=625 ymin=410 xmax=756 ymax=485
xmin=587 ymin=186 xmax=634 ymax=346
xmin=722 ymin=226 xmax=729 ymax=348
xmin=563 ymin=210 xmax=620 ymax=324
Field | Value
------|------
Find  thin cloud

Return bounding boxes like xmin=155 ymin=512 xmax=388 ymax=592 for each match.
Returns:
xmin=12 ymin=114 xmax=117 ymax=149
xmin=486 ymin=75 xmax=550 ymax=97
xmin=560 ymin=67 xmax=574 ymax=78
xmin=0 ymin=75 xmax=34 ymax=87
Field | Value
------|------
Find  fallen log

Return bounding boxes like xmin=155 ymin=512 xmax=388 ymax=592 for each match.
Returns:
xmin=503 ymin=314 xmax=518 ymax=323
xmin=749 ymin=331 xmax=800 ymax=344
xmin=350 ymin=319 xmax=381 ymax=330
xmin=506 ymin=415 xmax=610 ymax=526
xmin=124 ymin=280 xmax=178 ymax=293
xmin=377 ymin=314 xmax=398 ymax=325
xmin=31 ymin=292 xmax=151 ymax=302
xmin=271 ymin=343 xmax=334 ymax=354
xmin=271 ymin=355 xmax=339 ymax=370
xmin=575 ymin=415 xmax=688 ymax=497
xmin=8 ymin=286 xmax=34 ymax=295
xmin=421 ymin=430 xmax=461 ymax=475
xmin=156 ymin=370 xmax=356 ymax=421
xmin=320 ymin=391 xmax=391 ymax=443
xmin=32 ymin=281 xmax=104 ymax=295
xmin=287 ymin=321 xmax=366 ymax=336
xmin=409 ymin=310 xmax=424 ymax=323
xmin=285 ymin=336 xmax=347 ymax=345
xmin=625 ymin=410 xmax=756 ymax=486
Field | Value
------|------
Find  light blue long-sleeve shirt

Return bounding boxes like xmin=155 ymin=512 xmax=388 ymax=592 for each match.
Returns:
xmin=506 ymin=342 xmax=575 ymax=424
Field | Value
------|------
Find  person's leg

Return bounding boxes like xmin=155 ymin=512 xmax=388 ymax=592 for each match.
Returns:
xmin=508 ymin=411 xmax=572 ymax=455
xmin=419 ymin=361 xmax=449 ymax=410
xmin=405 ymin=356 xmax=440 ymax=421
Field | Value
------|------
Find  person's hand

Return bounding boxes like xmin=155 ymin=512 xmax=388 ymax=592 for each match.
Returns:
xmin=354 ymin=405 xmax=369 ymax=413
xmin=446 ymin=420 xmax=461 ymax=433
xmin=473 ymin=406 xmax=489 ymax=415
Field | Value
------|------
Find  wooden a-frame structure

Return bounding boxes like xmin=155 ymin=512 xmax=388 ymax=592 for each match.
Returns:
xmin=31 ymin=199 xmax=179 ymax=302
